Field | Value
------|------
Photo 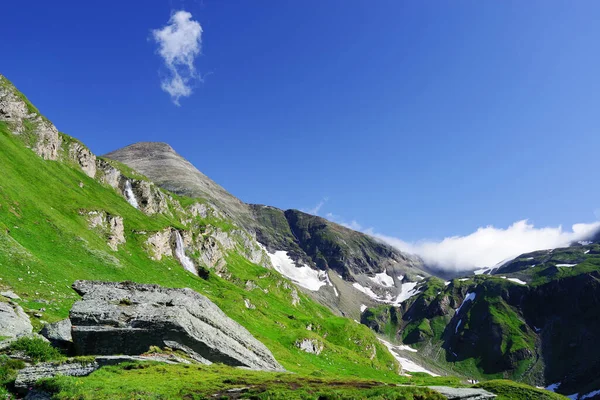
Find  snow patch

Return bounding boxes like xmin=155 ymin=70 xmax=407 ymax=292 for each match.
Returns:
xmin=458 ymin=278 xmax=470 ymax=282
xmin=580 ymin=389 xmax=600 ymax=399
xmin=267 ymin=250 xmax=328 ymax=291
xmin=415 ymin=275 xmax=425 ymax=280
xmin=369 ymin=269 xmax=395 ymax=287
xmin=360 ymin=304 xmax=367 ymax=313
xmin=455 ymin=319 xmax=462 ymax=333
xmin=507 ymin=278 xmax=527 ymax=285
xmin=393 ymin=282 xmax=420 ymax=305
xmin=397 ymin=275 xmax=405 ymax=281
xmin=455 ymin=292 xmax=476 ymax=315
xmin=545 ymin=383 xmax=561 ymax=392
xmin=474 ymin=268 xmax=490 ymax=275
xmin=444 ymin=281 xmax=451 ymax=286
xmin=584 ymin=250 xmax=591 ymax=254
xmin=556 ymin=263 xmax=577 ymax=268
xmin=378 ymin=339 xmax=439 ymax=376
xmin=397 ymin=344 xmax=418 ymax=353
xmin=352 ymin=282 xmax=380 ymax=300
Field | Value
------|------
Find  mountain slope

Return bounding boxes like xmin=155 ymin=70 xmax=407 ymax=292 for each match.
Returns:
xmin=360 ymin=242 xmax=600 ymax=398
xmin=0 ymin=74 xmax=405 ymax=382
xmin=104 ymin=141 xmax=429 ymax=318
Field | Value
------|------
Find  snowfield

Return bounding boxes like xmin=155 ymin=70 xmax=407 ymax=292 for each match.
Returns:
xmin=369 ymin=270 xmax=395 ymax=287
xmin=393 ymin=282 xmax=420 ymax=305
xmin=378 ymin=339 xmax=439 ymax=376
xmin=267 ymin=250 xmax=329 ymax=291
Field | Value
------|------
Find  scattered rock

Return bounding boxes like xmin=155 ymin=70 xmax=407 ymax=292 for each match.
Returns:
xmin=296 ymin=339 xmax=323 ymax=355
xmin=40 ymin=319 xmax=72 ymax=352
xmin=1 ymin=290 xmax=20 ymax=300
xmin=428 ymin=386 xmax=496 ymax=399
xmin=0 ymin=301 xmax=33 ymax=338
xmin=15 ymin=361 xmax=99 ymax=392
xmin=69 ymin=280 xmax=285 ymax=371
xmin=163 ymin=340 xmax=212 ymax=364
xmin=291 ymin=288 xmax=300 ymax=306
xmin=244 ymin=299 xmax=256 ymax=310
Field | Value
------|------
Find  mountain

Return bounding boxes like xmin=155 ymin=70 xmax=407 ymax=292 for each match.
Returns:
xmin=361 ymin=241 xmax=600 ymax=398
xmin=104 ymin=141 xmax=429 ymax=318
xmin=0 ymin=73 xmax=577 ymax=399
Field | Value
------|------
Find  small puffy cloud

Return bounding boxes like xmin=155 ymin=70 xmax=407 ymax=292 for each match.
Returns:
xmin=323 ymin=213 xmax=600 ymax=272
xmin=152 ymin=10 xmax=202 ymax=105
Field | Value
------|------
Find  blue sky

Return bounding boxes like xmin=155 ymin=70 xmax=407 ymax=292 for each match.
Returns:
xmin=2 ymin=1 xmax=600 ymax=268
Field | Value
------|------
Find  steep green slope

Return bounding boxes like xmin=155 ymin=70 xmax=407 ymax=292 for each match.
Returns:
xmin=0 ymin=120 xmax=403 ymax=379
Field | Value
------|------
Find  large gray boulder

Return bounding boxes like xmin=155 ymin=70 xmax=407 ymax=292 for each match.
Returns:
xmin=40 ymin=319 xmax=72 ymax=353
xmin=0 ymin=301 xmax=33 ymax=338
xmin=69 ymin=280 xmax=284 ymax=371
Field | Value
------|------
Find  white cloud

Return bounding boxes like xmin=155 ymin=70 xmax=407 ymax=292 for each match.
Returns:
xmin=152 ymin=10 xmax=203 ymax=105
xmin=324 ymin=213 xmax=600 ymax=272
xmin=372 ymin=220 xmax=600 ymax=272
xmin=304 ymin=197 xmax=329 ymax=216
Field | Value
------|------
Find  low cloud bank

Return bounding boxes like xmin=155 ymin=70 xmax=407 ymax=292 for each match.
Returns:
xmin=372 ymin=220 xmax=600 ymax=271
xmin=324 ymin=209 xmax=600 ymax=271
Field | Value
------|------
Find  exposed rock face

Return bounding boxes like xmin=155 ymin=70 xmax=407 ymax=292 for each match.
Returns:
xmin=40 ymin=319 xmax=72 ymax=352
xmin=1 ymin=290 xmax=20 ymax=300
xmin=0 ymin=75 xmax=62 ymax=161
xmin=33 ymin=121 xmax=62 ymax=161
xmin=87 ymin=211 xmax=125 ymax=251
xmin=69 ymin=280 xmax=284 ymax=371
xmin=15 ymin=361 xmax=100 ymax=391
xmin=146 ymin=229 xmax=174 ymax=260
xmin=296 ymin=338 xmax=323 ymax=355
xmin=69 ymin=142 xmax=97 ymax=178
xmin=0 ymin=301 xmax=33 ymax=338
xmin=96 ymin=159 xmax=122 ymax=189
xmin=128 ymin=180 xmax=169 ymax=215
xmin=427 ymin=386 xmax=496 ymax=399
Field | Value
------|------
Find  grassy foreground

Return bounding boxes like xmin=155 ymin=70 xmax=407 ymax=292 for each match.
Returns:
xmin=36 ymin=363 xmax=448 ymax=400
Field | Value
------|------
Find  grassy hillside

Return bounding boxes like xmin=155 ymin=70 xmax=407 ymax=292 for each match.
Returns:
xmin=0 ymin=120 xmax=406 ymax=380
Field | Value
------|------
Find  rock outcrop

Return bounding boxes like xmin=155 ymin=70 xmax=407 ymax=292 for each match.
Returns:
xmin=86 ymin=211 xmax=125 ymax=251
xmin=69 ymin=280 xmax=284 ymax=371
xmin=0 ymin=75 xmax=62 ymax=161
xmin=145 ymin=229 xmax=174 ymax=260
xmin=68 ymin=142 xmax=97 ymax=178
xmin=15 ymin=361 xmax=99 ymax=391
xmin=0 ymin=301 xmax=33 ymax=338
xmin=40 ymin=319 xmax=73 ymax=352
xmin=295 ymin=338 xmax=323 ymax=355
